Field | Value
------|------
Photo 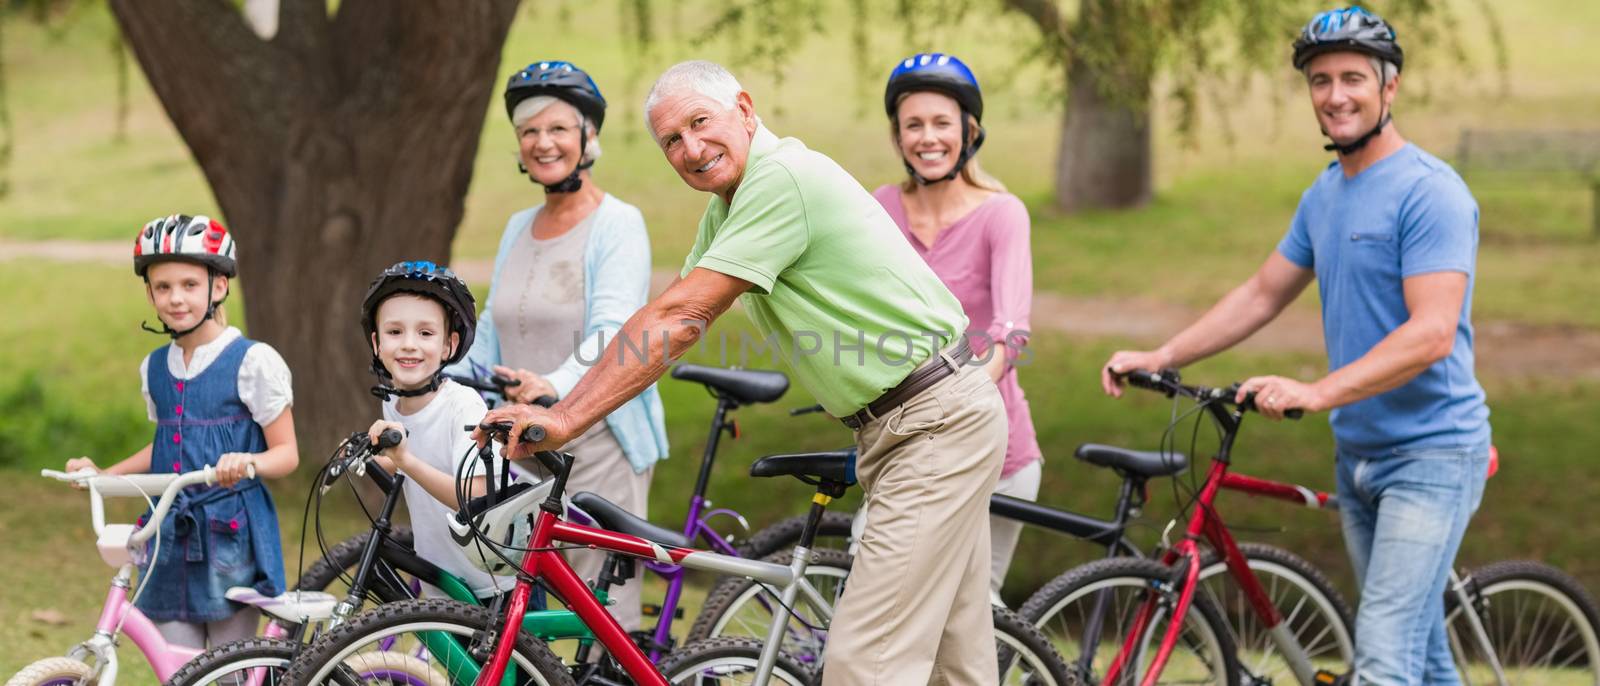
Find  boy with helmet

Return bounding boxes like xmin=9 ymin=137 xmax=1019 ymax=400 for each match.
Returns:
xmin=361 ymin=261 xmax=519 ymax=599
xmin=1105 ymin=8 xmax=1489 ymax=684
xmin=65 ymin=214 xmax=300 ymax=650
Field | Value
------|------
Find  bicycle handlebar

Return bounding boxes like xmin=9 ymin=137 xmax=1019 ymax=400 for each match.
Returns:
xmin=43 ymin=463 xmax=255 ymax=544
xmin=1121 ymin=368 xmax=1303 ymax=420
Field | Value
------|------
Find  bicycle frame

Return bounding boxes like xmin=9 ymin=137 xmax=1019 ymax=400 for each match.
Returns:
xmin=1102 ymin=389 xmax=1331 ymax=686
xmin=475 ymin=451 xmax=834 ymax=686
xmin=42 ymin=467 xmax=292 ymax=686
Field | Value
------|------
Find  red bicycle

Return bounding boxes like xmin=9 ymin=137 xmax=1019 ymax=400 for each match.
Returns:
xmin=1030 ymin=369 xmax=1600 ymax=686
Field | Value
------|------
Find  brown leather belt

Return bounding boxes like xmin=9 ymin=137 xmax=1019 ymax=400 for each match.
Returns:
xmin=839 ymin=338 xmax=973 ymax=430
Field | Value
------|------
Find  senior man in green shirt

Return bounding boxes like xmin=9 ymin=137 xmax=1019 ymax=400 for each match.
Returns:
xmin=482 ymin=60 xmax=1007 ymax=685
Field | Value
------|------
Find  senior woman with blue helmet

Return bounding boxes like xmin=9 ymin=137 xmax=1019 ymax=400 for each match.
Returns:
xmin=449 ymin=60 xmax=668 ymax=631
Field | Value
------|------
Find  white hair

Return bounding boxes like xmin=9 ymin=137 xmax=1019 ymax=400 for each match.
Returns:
xmin=643 ymin=60 xmax=744 ymax=132
xmin=512 ymin=95 xmax=602 ymax=165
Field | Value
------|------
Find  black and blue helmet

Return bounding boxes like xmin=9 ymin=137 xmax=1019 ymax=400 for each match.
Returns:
xmin=1292 ymin=7 xmax=1404 ymax=71
xmin=361 ymin=260 xmax=478 ymax=379
xmin=884 ymin=52 xmax=984 ymax=122
xmin=504 ymin=60 xmax=608 ymax=132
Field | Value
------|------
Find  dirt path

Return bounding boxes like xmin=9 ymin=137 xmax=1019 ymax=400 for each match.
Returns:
xmin=7 ymin=238 xmax=1597 ymax=381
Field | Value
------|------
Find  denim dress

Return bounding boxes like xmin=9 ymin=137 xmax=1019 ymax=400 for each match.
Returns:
xmin=137 ymin=336 xmax=287 ymax=623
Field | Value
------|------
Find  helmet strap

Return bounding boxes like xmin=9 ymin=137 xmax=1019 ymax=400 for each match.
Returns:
xmin=370 ymin=371 xmax=443 ymax=401
xmin=530 ymin=126 xmax=591 ymax=194
xmin=904 ymin=115 xmax=987 ymax=186
xmin=139 ymin=270 xmax=224 ymax=340
xmin=1323 ymin=70 xmax=1392 ymax=156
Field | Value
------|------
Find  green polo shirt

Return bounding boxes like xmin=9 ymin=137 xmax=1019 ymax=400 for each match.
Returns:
xmin=681 ymin=126 xmax=968 ymax=416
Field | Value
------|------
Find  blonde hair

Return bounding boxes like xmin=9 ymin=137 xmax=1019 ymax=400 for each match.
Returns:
xmin=891 ymin=105 xmax=1005 ymax=193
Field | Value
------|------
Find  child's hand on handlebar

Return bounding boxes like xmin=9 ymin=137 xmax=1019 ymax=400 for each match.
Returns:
xmin=1102 ymin=350 xmax=1172 ymax=398
xmin=64 ymin=456 xmax=100 ymax=489
xmin=215 ymin=453 xmax=257 ymax=487
xmin=367 ymin=420 xmax=409 ymax=473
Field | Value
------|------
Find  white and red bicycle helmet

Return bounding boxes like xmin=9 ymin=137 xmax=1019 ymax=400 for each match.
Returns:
xmin=133 ymin=214 xmax=237 ymax=279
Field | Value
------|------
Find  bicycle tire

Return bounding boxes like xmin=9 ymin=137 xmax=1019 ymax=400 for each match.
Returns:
xmin=4 ymin=657 xmax=93 ymax=686
xmin=292 ymin=527 xmax=416 ymax=593
xmin=993 ymin=604 xmax=1077 ymax=686
xmin=686 ymin=548 xmax=852 ymax=664
xmin=734 ymin=511 xmax=855 ymax=561
xmin=656 ymin=636 xmax=812 ymax=685
xmin=168 ymin=637 xmax=298 ymax=686
xmin=1197 ymin=542 xmax=1355 ymax=683
xmin=1018 ymin=556 xmax=1242 ymax=686
xmin=1446 ymin=559 xmax=1600 ymax=685
xmin=281 ymin=597 xmax=572 ymax=686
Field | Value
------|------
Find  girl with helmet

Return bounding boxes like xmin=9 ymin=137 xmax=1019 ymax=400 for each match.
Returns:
xmin=447 ymin=60 xmax=668 ymax=630
xmin=359 ymin=261 xmax=520 ymax=599
xmin=64 ymin=214 xmax=300 ymax=650
xmin=872 ymin=53 xmax=1043 ymax=594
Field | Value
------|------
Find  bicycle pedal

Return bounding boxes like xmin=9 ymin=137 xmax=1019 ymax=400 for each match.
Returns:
xmin=640 ymin=603 xmax=684 ymax=619
xmin=1313 ymin=670 xmax=1349 ymax=686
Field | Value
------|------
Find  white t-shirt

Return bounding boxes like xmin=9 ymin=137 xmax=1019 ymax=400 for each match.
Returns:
xmin=382 ymin=380 xmax=518 ymax=597
xmin=139 ymin=326 xmax=294 ymax=426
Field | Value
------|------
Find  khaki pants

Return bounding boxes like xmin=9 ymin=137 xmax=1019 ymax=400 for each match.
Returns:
xmin=823 ymin=365 xmax=1007 ymax=686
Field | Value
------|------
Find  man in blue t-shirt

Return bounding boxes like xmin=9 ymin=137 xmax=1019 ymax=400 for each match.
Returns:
xmin=1102 ymin=7 xmax=1489 ymax=685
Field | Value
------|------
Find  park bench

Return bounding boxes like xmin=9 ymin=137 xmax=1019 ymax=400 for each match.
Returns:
xmin=1455 ymin=129 xmax=1600 ymax=237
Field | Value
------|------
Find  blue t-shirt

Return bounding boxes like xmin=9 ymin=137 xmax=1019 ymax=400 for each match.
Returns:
xmin=1277 ymin=143 xmax=1490 ymax=457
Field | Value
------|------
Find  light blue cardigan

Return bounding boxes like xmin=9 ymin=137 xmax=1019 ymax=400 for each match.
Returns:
xmin=449 ymin=194 xmax=669 ymax=473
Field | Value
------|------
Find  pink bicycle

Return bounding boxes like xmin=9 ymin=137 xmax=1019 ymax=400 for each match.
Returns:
xmin=7 ymin=466 xmax=335 ymax=686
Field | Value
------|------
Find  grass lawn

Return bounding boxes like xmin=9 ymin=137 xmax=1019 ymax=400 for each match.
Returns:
xmin=3 ymin=0 xmax=1599 ymax=678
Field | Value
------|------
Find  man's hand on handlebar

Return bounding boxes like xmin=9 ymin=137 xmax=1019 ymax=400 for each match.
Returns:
xmin=1101 ymin=350 xmax=1173 ymax=398
xmin=474 ymin=403 xmax=572 ymax=461
xmin=1235 ymin=375 xmax=1325 ymax=421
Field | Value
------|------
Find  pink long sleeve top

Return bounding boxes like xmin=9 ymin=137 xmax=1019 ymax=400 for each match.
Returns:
xmin=873 ymin=185 xmax=1043 ymax=477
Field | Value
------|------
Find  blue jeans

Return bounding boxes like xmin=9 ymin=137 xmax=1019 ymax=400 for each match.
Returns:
xmin=1337 ymin=443 xmax=1490 ymax=686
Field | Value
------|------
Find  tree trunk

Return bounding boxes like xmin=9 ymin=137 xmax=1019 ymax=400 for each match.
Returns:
xmin=108 ymin=0 xmax=520 ymax=453
xmin=1055 ymin=56 xmax=1153 ymax=212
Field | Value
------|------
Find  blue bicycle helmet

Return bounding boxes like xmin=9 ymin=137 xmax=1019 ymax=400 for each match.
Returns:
xmin=884 ymin=53 xmax=987 ymax=185
xmin=361 ymin=260 xmax=478 ymax=398
xmin=1292 ymin=8 xmax=1405 ymax=155
xmin=1292 ymin=7 xmax=1404 ymax=71
xmin=504 ymin=60 xmax=608 ymax=131
xmin=505 ymin=61 xmax=607 ymax=193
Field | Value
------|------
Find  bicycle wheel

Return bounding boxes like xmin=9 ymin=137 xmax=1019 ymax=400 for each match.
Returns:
xmin=993 ymin=605 xmax=1075 ymax=686
xmin=686 ymin=548 xmax=851 ymax=666
xmin=282 ymin=597 xmax=572 ymax=686
xmin=293 ymin=528 xmax=418 ymax=595
xmin=734 ymin=512 xmax=855 ymax=560
xmin=1446 ymin=560 xmax=1600 ymax=685
xmin=656 ymin=636 xmax=812 ymax=685
xmin=170 ymin=638 xmax=297 ymax=686
xmin=4 ymin=657 xmax=92 ymax=686
xmin=1019 ymin=557 xmax=1241 ymax=686
xmin=1197 ymin=542 xmax=1355 ymax=683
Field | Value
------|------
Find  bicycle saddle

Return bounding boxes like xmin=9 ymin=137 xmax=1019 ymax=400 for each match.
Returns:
xmin=570 ymin=491 xmax=691 ymax=549
xmin=1074 ymin=444 xmax=1188 ymax=478
xmin=749 ymin=450 xmax=857 ymax=485
xmin=670 ymin=364 xmax=789 ymax=407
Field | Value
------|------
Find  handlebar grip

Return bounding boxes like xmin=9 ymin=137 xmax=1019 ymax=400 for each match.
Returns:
xmin=531 ymin=395 xmax=558 ymax=408
xmin=491 ymin=374 xmax=522 ymax=388
xmin=376 ymin=428 xmax=405 ymax=450
xmin=520 ymin=424 xmax=547 ymax=444
xmin=1238 ymin=392 xmax=1305 ymax=420
xmin=789 ymin=404 xmax=825 ymax=416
